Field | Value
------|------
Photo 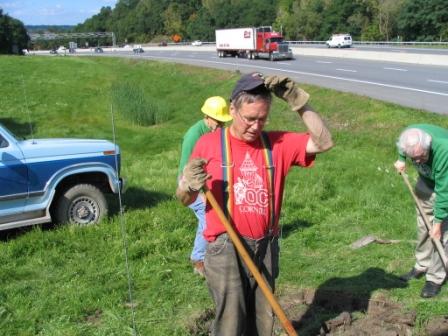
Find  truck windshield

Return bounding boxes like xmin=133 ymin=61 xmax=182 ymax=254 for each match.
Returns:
xmin=268 ymin=37 xmax=284 ymax=43
xmin=0 ymin=124 xmax=18 ymax=140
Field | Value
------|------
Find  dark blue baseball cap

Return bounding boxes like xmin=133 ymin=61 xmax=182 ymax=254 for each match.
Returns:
xmin=230 ymin=72 xmax=265 ymax=101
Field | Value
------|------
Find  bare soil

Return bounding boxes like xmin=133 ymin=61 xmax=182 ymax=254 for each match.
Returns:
xmin=276 ymin=288 xmax=416 ymax=335
xmin=188 ymin=289 xmax=448 ymax=336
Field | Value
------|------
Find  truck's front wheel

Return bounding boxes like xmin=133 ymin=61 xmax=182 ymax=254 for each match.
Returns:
xmin=55 ymin=184 xmax=108 ymax=225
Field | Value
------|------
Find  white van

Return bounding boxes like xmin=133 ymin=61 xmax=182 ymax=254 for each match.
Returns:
xmin=326 ymin=34 xmax=352 ymax=48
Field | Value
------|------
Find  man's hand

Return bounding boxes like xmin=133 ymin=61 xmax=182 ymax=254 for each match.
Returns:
xmin=264 ymin=75 xmax=309 ymax=112
xmin=394 ymin=160 xmax=406 ymax=173
xmin=178 ymin=158 xmax=209 ymax=193
xmin=264 ymin=75 xmax=332 ymax=153
xmin=431 ymin=222 xmax=442 ymax=240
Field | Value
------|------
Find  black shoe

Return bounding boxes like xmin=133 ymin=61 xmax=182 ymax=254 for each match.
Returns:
xmin=421 ymin=281 xmax=442 ymax=298
xmin=399 ymin=268 xmax=425 ymax=282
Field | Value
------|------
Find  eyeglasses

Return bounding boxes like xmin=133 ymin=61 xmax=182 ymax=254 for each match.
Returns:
xmin=236 ymin=110 xmax=269 ymax=126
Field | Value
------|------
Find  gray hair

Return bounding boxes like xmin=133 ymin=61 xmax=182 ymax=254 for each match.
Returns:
xmin=397 ymin=128 xmax=431 ymax=157
xmin=231 ymin=87 xmax=272 ymax=111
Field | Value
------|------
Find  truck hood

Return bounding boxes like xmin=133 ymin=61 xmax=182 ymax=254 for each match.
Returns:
xmin=18 ymin=138 xmax=118 ymax=158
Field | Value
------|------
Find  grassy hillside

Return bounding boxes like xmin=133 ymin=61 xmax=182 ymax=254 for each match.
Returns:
xmin=0 ymin=55 xmax=447 ymax=335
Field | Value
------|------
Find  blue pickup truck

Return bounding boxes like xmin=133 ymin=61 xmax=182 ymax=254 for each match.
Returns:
xmin=0 ymin=123 xmax=124 ymax=230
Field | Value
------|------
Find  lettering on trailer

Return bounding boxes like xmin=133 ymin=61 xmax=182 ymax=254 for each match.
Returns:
xmin=244 ymin=30 xmax=251 ymax=38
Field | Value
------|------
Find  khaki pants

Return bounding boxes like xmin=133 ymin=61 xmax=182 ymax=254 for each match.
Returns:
xmin=414 ymin=178 xmax=448 ymax=285
xmin=204 ymin=233 xmax=279 ymax=336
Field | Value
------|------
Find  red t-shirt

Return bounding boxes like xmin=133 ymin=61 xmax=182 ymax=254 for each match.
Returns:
xmin=191 ymin=129 xmax=315 ymax=241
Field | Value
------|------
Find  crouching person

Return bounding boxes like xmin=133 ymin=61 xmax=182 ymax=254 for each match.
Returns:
xmin=395 ymin=124 xmax=448 ymax=298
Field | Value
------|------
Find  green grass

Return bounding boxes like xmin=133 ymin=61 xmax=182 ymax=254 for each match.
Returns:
xmin=0 ymin=55 xmax=447 ymax=335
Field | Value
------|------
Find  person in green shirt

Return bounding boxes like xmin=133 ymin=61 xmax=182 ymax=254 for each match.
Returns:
xmin=394 ymin=124 xmax=448 ymax=298
xmin=178 ymin=96 xmax=232 ymax=277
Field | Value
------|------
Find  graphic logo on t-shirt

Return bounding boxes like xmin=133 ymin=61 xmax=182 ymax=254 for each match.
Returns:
xmin=233 ymin=152 xmax=268 ymax=215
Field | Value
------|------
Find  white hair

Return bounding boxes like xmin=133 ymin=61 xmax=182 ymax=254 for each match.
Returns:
xmin=397 ymin=128 xmax=431 ymax=157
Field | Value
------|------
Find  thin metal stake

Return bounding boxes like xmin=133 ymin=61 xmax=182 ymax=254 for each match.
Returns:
xmin=111 ymin=105 xmax=138 ymax=335
xmin=20 ymin=75 xmax=35 ymax=141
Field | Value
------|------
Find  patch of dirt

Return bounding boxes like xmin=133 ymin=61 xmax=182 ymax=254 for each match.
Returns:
xmin=274 ymin=289 xmax=416 ymax=336
xmin=425 ymin=316 xmax=448 ymax=336
xmin=187 ymin=265 xmax=448 ymax=336
xmin=187 ymin=308 xmax=214 ymax=336
xmin=187 ymin=290 xmax=418 ymax=336
xmin=84 ymin=309 xmax=102 ymax=326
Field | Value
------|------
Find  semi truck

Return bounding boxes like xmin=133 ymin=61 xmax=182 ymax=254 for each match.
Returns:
xmin=215 ymin=26 xmax=293 ymax=61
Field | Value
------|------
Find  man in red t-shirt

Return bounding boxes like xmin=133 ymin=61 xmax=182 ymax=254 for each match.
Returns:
xmin=176 ymin=73 xmax=333 ymax=336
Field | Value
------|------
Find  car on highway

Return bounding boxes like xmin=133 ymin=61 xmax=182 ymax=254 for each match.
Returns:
xmin=94 ymin=47 xmax=104 ymax=53
xmin=50 ymin=48 xmax=57 ymax=54
xmin=326 ymin=34 xmax=352 ymax=48
xmin=133 ymin=47 xmax=144 ymax=53
xmin=191 ymin=40 xmax=202 ymax=46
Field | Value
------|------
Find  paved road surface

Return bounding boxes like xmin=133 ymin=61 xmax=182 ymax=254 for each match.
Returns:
xmin=38 ymin=46 xmax=448 ymax=114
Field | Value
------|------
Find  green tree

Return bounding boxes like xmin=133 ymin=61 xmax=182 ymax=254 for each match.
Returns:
xmin=75 ymin=6 xmax=113 ymax=32
xmin=163 ymin=3 xmax=184 ymax=37
xmin=397 ymin=0 xmax=448 ymax=41
xmin=319 ymin=0 xmax=370 ymax=39
xmin=186 ymin=8 xmax=215 ymax=40
xmin=0 ymin=9 xmax=29 ymax=54
xmin=284 ymin=0 xmax=325 ymax=40
xmin=377 ymin=0 xmax=404 ymax=41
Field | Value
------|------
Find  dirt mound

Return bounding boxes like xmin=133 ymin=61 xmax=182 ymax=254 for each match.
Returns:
xmin=425 ymin=316 xmax=448 ymax=336
xmin=186 ymin=267 xmax=445 ymax=335
xmin=187 ymin=291 xmax=416 ymax=336
xmin=272 ymin=289 xmax=416 ymax=336
xmin=187 ymin=308 xmax=214 ymax=336
xmin=188 ymin=290 xmax=448 ymax=335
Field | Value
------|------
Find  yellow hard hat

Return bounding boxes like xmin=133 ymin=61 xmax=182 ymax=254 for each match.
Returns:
xmin=201 ymin=96 xmax=232 ymax=122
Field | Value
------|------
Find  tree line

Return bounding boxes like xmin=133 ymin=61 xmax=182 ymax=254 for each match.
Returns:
xmin=73 ymin=0 xmax=447 ymax=44
xmin=0 ymin=9 xmax=29 ymax=54
xmin=0 ymin=0 xmax=447 ymax=54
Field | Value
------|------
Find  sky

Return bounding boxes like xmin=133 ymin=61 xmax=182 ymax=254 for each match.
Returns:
xmin=0 ymin=0 xmax=118 ymax=25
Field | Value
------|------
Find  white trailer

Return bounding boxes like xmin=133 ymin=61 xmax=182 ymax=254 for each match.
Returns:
xmin=216 ymin=27 xmax=256 ymax=56
xmin=215 ymin=26 xmax=293 ymax=61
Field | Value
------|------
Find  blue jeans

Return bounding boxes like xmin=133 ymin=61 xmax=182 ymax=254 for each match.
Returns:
xmin=189 ymin=196 xmax=207 ymax=262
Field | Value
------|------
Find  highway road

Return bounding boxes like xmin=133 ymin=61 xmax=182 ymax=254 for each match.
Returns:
xmin=296 ymin=44 xmax=448 ymax=55
xmin=42 ymin=46 xmax=448 ymax=115
xmin=104 ymin=48 xmax=448 ymax=115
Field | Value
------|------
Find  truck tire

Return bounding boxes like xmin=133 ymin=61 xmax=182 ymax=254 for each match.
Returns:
xmin=55 ymin=184 xmax=108 ymax=225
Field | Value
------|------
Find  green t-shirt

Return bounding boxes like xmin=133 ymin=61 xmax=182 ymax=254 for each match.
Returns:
xmin=178 ymin=119 xmax=210 ymax=177
xmin=398 ymin=124 xmax=448 ymax=222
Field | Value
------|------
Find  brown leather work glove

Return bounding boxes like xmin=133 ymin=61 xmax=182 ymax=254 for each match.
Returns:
xmin=178 ymin=158 xmax=209 ymax=192
xmin=264 ymin=75 xmax=310 ymax=112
